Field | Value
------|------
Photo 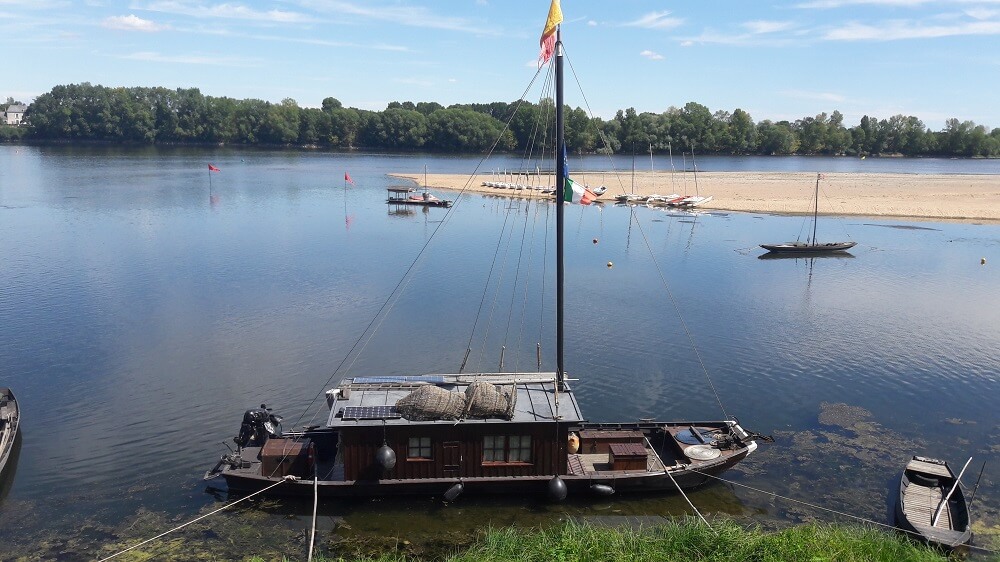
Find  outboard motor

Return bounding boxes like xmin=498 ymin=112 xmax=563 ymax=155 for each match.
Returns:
xmin=235 ymin=404 xmax=283 ymax=448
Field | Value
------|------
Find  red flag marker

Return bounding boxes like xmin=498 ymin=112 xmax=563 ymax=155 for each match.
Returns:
xmin=208 ymin=164 xmax=221 ymax=172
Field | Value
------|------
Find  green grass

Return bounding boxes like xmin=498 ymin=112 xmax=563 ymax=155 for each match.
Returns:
xmin=248 ymin=518 xmax=962 ymax=562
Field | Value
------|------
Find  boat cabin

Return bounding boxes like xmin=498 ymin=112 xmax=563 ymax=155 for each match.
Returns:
xmin=386 ymin=187 xmax=452 ymax=208
xmin=324 ymin=373 xmax=583 ymax=482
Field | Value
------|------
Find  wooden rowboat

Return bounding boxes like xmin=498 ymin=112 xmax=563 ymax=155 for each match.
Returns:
xmin=0 ymin=388 xmax=19 ymax=476
xmin=895 ymin=456 xmax=972 ymax=549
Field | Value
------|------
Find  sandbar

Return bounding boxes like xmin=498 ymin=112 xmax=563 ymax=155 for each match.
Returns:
xmin=391 ymin=171 xmax=1000 ymax=223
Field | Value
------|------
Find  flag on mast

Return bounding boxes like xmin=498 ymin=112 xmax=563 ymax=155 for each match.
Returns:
xmin=560 ymin=147 xmax=595 ymax=205
xmin=208 ymin=164 xmax=220 ymax=172
xmin=345 ymin=172 xmax=355 ymax=185
xmin=538 ymin=0 xmax=563 ymax=66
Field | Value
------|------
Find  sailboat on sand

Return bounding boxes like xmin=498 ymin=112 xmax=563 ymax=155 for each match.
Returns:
xmin=761 ymin=173 xmax=856 ymax=254
xmin=205 ymin=0 xmax=764 ymax=502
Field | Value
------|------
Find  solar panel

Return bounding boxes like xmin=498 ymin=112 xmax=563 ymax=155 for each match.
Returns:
xmin=341 ymin=406 xmax=402 ymax=420
xmin=353 ymin=376 xmax=447 ymax=384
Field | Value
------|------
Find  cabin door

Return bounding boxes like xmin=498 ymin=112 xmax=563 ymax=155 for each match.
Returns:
xmin=442 ymin=441 xmax=461 ymax=477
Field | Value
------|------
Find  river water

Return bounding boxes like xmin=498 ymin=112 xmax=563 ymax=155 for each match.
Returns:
xmin=0 ymin=145 xmax=998 ymax=559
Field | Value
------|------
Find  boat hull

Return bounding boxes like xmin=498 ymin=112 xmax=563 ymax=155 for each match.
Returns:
xmin=209 ymin=420 xmax=758 ymax=501
xmin=0 ymin=388 xmax=19 ymax=476
xmin=894 ymin=456 xmax=972 ymax=549
xmin=760 ymin=241 xmax=856 ymax=254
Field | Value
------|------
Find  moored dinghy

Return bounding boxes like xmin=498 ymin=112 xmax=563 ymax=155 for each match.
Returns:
xmin=894 ymin=456 xmax=972 ymax=549
xmin=0 ymin=388 xmax=19 ymax=476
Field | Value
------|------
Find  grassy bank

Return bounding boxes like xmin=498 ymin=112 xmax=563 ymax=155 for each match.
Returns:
xmin=251 ymin=518 xmax=963 ymax=562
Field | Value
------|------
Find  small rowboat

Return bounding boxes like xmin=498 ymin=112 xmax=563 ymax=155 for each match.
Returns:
xmin=895 ymin=456 xmax=972 ymax=549
xmin=0 ymin=388 xmax=19 ymax=475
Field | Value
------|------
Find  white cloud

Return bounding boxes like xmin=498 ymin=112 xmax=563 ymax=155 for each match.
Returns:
xmin=117 ymin=50 xmax=259 ymax=66
xmin=103 ymin=14 xmax=169 ymax=32
xmin=640 ymin=49 xmax=664 ymax=60
xmin=588 ymin=20 xmax=597 ymax=27
xmin=781 ymin=89 xmax=847 ymax=103
xmin=292 ymin=0 xmax=496 ymax=34
xmin=795 ymin=0 xmax=934 ymax=8
xmin=824 ymin=19 xmax=1000 ymax=40
xmin=743 ymin=20 xmax=795 ymax=34
xmin=965 ymin=8 xmax=1000 ymax=19
xmin=140 ymin=1 xmax=313 ymax=23
xmin=624 ymin=11 xmax=683 ymax=30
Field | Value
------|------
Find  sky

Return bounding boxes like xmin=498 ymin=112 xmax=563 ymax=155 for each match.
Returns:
xmin=3 ymin=0 xmax=1000 ymax=131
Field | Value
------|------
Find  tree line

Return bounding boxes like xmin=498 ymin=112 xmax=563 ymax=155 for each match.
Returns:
xmin=8 ymin=82 xmax=1000 ymax=157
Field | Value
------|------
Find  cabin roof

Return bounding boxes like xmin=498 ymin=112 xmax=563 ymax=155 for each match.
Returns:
xmin=325 ymin=372 xmax=584 ymax=427
xmin=387 ymin=187 xmax=414 ymax=193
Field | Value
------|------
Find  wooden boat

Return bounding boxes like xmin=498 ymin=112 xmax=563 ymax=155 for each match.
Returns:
xmin=761 ymin=174 xmax=855 ymax=254
xmin=206 ymin=2 xmax=764 ymax=502
xmin=0 ymin=388 xmax=19 ymax=475
xmin=895 ymin=456 xmax=972 ymax=549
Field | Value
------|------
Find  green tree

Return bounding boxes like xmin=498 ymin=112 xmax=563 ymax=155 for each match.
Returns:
xmin=756 ymin=120 xmax=798 ymax=155
xmin=428 ymin=108 xmax=514 ymax=151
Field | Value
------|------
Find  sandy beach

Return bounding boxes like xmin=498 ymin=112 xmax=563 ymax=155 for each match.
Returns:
xmin=391 ymin=171 xmax=1000 ymax=223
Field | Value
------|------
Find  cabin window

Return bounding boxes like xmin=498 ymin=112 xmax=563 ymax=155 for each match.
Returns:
xmin=483 ymin=435 xmax=505 ymax=462
xmin=509 ymin=435 xmax=531 ymax=462
xmin=482 ymin=435 xmax=532 ymax=464
xmin=407 ymin=437 xmax=432 ymax=460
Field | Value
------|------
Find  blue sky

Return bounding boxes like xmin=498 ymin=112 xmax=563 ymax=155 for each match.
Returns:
xmin=3 ymin=0 xmax=1000 ymax=130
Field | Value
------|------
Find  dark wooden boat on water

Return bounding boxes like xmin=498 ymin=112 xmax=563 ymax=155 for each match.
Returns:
xmin=761 ymin=173 xmax=856 ymax=254
xmin=895 ymin=456 xmax=972 ymax=549
xmin=206 ymin=3 xmax=764 ymax=502
xmin=206 ymin=373 xmax=759 ymax=499
xmin=0 ymin=388 xmax=20 ymax=475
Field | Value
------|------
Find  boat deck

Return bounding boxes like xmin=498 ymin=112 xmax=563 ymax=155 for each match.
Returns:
xmin=567 ymin=450 xmax=671 ymax=475
xmin=903 ymin=484 xmax=951 ymax=529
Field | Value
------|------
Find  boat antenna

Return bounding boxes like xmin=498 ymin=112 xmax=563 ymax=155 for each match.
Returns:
xmin=555 ymin=25 xmax=566 ymax=390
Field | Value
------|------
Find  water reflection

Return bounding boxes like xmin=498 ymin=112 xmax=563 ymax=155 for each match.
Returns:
xmin=0 ymin=146 xmax=998 ymax=558
xmin=757 ymin=252 xmax=856 ymax=260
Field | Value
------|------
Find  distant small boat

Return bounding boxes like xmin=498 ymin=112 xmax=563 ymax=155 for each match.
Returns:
xmin=0 ymin=388 xmax=19 ymax=475
xmin=386 ymin=187 xmax=452 ymax=208
xmin=894 ymin=456 xmax=972 ymax=549
xmin=761 ymin=174 xmax=855 ymax=254
xmin=387 ymin=167 xmax=452 ymax=208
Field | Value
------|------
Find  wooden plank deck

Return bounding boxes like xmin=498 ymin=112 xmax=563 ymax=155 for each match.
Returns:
xmin=903 ymin=484 xmax=951 ymax=529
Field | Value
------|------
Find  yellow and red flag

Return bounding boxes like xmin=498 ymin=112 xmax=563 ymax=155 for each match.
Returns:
xmin=538 ymin=0 xmax=563 ymax=66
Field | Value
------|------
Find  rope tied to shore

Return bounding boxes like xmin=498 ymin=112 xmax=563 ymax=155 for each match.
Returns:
xmin=97 ymin=476 xmax=294 ymax=562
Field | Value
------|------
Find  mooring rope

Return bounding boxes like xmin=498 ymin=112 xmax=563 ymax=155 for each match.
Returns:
xmin=645 ymin=436 xmax=710 ymax=527
xmin=97 ymin=477 xmax=294 ymax=562
xmin=690 ymin=468 xmax=999 ymax=555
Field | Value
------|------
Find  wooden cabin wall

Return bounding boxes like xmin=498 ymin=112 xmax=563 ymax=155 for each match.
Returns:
xmin=340 ymin=423 xmax=570 ymax=481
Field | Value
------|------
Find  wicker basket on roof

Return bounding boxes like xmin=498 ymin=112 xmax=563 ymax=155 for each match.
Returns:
xmin=464 ymin=381 xmax=516 ymax=420
xmin=395 ymin=385 xmax=465 ymax=421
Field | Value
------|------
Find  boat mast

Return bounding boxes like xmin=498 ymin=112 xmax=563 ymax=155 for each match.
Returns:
xmin=555 ymin=27 xmax=565 ymax=390
xmin=812 ymin=173 xmax=820 ymax=245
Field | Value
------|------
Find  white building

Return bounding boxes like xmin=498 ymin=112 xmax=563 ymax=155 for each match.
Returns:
xmin=4 ymin=104 xmax=26 ymax=126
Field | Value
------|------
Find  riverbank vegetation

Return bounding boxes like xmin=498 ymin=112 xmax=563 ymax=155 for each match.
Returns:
xmin=13 ymin=82 xmax=1000 ymax=157
xmin=246 ymin=519 xmax=964 ymax=562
